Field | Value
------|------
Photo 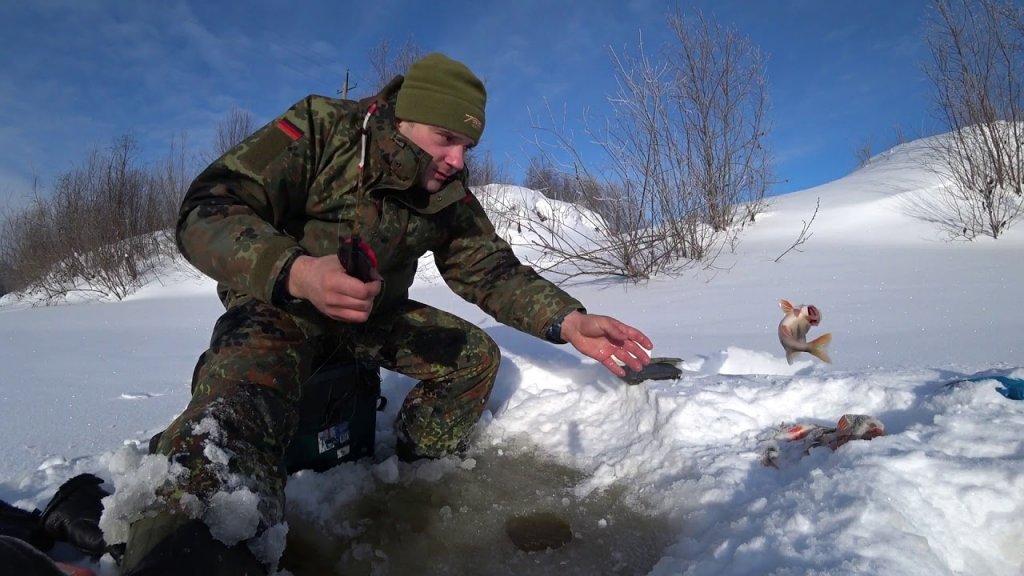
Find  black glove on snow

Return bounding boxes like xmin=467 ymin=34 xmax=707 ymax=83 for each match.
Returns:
xmin=40 ymin=473 xmax=110 ymax=557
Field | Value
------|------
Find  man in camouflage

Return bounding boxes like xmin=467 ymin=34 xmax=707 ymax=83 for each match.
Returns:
xmin=119 ymin=53 xmax=652 ymax=575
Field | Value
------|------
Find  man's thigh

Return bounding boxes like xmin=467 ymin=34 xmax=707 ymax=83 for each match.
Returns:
xmin=357 ymin=299 xmax=498 ymax=383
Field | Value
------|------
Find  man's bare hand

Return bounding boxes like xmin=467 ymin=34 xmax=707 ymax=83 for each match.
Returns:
xmin=287 ymin=254 xmax=382 ymax=322
xmin=559 ymin=311 xmax=653 ymax=377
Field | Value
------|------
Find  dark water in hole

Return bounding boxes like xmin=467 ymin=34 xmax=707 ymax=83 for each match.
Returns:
xmin=281 ymin=446 xmax=674 ymax=576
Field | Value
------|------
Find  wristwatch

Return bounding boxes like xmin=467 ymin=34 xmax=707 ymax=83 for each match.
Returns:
xmin=272 ymin=250 xmax=308 ymax=307
xmin=545 ymin=309 xmax=584 ymax=344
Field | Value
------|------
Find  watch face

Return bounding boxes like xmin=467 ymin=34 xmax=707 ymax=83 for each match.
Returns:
xmin=545 ymin=314 xmax=565 ymax=343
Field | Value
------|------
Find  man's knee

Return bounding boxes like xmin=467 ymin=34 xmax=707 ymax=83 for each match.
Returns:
xmin=462 ymin=325 xmax=501 ymax=387
xmin=394 ymin=325 xmax=500 ymax=458
xmin=156 ymin=381 xmax=297 ymax=490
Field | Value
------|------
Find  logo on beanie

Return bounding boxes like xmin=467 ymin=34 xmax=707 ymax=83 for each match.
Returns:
xmin=464 ymin=114 xmax=482 ymax=130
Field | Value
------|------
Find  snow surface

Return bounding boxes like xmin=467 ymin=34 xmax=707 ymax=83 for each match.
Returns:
xmin=1 ymin=136 xmax=1022 ymax=575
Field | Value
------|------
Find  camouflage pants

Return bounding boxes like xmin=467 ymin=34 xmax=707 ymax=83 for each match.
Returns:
xmin=149 ymin=297 xmax=500 ymax=533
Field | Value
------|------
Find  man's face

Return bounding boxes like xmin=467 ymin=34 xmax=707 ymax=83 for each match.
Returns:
xmin=396 ymin=120 xmax=475 ymax=193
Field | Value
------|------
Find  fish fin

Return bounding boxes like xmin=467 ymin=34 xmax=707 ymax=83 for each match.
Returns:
xmin=808 ymin=332 xmax=832 ymax=364
xmin=779 ymin=299 xmax=794 ymax=314
xmin=836 ymin=414 xmax=852 ymax=432
xmin=785 ymin=350 xmax=797 ymax=365
xmin=783 ymin=423 xmax=816 ymax=441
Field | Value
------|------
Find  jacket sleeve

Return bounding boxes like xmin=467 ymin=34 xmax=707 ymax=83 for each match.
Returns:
xmin=176 ymin=96 xmax=344 ymax=305
xmin=434 ymin=192 xmax=585 ymax=340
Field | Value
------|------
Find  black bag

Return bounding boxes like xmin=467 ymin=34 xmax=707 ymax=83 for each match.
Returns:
xmin=0 ymin=500 xmax=51 ymax=551
xmin=0 ymin=535 xmax=67 ymax=576
xmin=283 ymin=360 xmax=385 ymax=473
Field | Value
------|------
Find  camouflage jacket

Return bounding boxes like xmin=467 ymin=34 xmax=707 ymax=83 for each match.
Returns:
xmin=176 ymin=79 xmax=583 ymax=340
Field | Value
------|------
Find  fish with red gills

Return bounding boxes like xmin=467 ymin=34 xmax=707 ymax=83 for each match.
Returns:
xmin=778 ymin=299 xmax=832 ymax=364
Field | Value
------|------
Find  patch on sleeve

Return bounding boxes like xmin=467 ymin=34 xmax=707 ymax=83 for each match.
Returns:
xmin=276 ymin=118 xmax=304 ymax=141
xmin=234 ymin=119 xmax=302 ymax=172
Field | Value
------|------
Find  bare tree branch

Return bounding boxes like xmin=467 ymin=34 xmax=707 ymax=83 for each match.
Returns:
xmin=775 ymin=197 xmax=819 ymax=263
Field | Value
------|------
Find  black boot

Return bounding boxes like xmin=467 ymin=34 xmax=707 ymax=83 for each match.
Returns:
xmin=394 ymin=423 xmax=468 ymax=463
xmin=121 ymin=514 xmax=266 ymax=576
xmin=395 ymin=434 xmax=431 ymax=463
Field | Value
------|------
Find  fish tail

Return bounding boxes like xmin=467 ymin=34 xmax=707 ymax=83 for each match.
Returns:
xmin=808 ymin=333 xmax=832 ymax=364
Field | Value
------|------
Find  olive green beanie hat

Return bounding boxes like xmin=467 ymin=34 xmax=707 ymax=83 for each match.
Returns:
xmin=395 ymin=53 xmax=486 ymax=144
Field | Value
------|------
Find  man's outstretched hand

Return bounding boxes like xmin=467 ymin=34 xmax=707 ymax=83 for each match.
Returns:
xmin=559 ymin=311 xmax=653 ymax=377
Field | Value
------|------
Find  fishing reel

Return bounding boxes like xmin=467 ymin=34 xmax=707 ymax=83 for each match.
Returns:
xmin=338 ymin=236 xmax=377 ymax=283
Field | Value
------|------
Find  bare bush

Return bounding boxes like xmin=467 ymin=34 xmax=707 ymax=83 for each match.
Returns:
xmin=153 ymin=131 xmax=194 ymax=223
xmin=0 ymin=199 xmax=48 ymax=295
xmin=922 ymin=0 xmax=1024 ymax=239
xmin=0 ymin=134 xmax=184 ymax=301
xmin=214 ymin=106 xmax=256 ymax=158
xmin=666 ymin=11 xmax=771 ymax=230
xmin=855 ymin=142 xmax=873 ymax=168
xmin=367 ymin=36 xmax=424 ymax=92
xmin=523 ymin=156 xmax=570 ymax=201
xmin=521 ymin=155 xmax=607 ymax=214
xmin=523 ymin=10 xmax=772 ymax=282
xmin=893 ymin=123 xmax=909 ymax=146
xmin=198 ymin=107 xmax=257 ymax=166
xmin=466 ymin=149 xmax=509 ymax=188
xmin=474 ymin=183 xmax=662 ymax=282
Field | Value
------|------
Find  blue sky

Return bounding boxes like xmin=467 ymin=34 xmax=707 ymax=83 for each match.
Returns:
xmin=0 ymin=0 xmax=940 ymax=210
